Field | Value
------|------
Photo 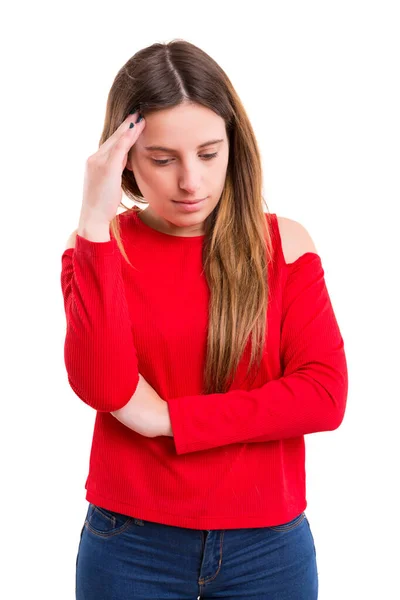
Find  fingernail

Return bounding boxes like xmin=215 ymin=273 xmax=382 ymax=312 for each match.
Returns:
xmin=129 ymin=123 xmax=135 ymax=129
xmin=129 ymin=108 xmax=138 ymax=115
xmin=136 ymin=114 xmax=144 ymax=123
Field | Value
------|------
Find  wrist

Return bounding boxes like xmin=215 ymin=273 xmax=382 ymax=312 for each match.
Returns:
xmin=162 ymin=402 xmax=174 ymax=437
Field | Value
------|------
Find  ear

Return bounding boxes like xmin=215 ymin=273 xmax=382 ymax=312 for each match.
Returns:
xmin=125 ymin=148 xmax=135 ymax=172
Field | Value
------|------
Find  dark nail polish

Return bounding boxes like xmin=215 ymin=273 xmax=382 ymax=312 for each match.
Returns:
xmin=129 ymin=122 xmax=134 ymax=129
xmin=136 ymin=114 xmax=143 ymax=123
xmin=129 ymin=107 xmax=138 ymax=115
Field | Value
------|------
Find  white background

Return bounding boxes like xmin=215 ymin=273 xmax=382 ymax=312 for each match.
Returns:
xmin=1 ymin=0 xmax=399 ymax=598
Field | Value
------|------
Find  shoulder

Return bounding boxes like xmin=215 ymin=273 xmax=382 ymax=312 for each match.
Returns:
xmin=276 ymin=216 xmax=318 ymax=264
xmin=65 ymin=229 xmax=78 ymax=250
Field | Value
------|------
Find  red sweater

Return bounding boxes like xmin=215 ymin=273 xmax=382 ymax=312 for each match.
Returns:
xmin=60 ymin=210 xmax=348 ymax=530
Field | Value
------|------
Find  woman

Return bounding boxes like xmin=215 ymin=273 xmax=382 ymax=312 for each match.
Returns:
xmin=61 ymin=39 xmax=348 ymax=599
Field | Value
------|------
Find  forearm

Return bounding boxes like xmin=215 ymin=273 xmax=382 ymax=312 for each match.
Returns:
xmin=77 ymin=216 xmax=111 ymax=242
xmin=61 ymin=231 xmax=139 ymax=412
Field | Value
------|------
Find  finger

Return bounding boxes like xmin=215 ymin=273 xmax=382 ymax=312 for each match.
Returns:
xmin=107 ymin=117 xmax=146 ymax=170
xmin=97 ymin=112 xmax=144 ymax=157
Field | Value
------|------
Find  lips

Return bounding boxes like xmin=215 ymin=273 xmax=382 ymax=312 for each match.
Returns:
xmin=173 ymin=197 xmax=207 ymax=205
xmin=172 ymin=198 xmax=207 ymax=212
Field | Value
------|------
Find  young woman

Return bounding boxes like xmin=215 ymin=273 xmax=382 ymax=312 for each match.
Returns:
xmin=61 ymin=39 xmax=348 ymax=599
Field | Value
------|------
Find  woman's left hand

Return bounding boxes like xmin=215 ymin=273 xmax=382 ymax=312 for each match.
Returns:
xmin=111 ymin=374 xmax=173 ymax=438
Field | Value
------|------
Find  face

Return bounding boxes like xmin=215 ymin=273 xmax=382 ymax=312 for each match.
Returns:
xmin=126 ymin=102 xmax=230 ymax=237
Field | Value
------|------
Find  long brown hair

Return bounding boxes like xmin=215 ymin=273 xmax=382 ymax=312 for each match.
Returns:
xmin=98 ymin=39 xmax=274 ymax=394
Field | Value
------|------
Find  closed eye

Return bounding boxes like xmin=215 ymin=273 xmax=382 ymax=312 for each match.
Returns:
xmin=152 ymin=152 xmax=218 ymax=166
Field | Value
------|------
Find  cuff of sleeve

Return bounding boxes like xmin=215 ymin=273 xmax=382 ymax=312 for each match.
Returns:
xmin=75 ymin=233 xmax=118 ymax=257
xmin=167 ymin=397 xmax=187 ymax=455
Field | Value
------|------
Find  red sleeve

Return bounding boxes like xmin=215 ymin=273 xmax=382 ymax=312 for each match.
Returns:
xmin=167 ymin=252 xmax=348 ymax=455
xmin=60 ymin=233 xmax=139 ymax=412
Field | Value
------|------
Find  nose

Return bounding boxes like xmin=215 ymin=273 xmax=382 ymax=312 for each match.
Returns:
xmin=178 ymin=163 xmax=202 ymax=195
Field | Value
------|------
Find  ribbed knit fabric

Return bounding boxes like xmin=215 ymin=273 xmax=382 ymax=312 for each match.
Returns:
xmin=60 ymin=210 xmax=348 ymax=530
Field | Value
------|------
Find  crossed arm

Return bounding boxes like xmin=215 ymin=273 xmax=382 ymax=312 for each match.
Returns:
xmin=111 ymin=374 xmax=173 ymax=438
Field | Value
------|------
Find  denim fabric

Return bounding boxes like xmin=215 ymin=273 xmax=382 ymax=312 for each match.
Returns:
xmin=76 ymin=502 xmax=318 ymax=599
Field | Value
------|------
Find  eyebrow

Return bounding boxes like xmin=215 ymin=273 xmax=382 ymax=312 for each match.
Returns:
xmin=144 ymin=139 xmax=224 ymax=152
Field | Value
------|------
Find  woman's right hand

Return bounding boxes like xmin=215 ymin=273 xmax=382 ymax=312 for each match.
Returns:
xmin=79 ymin=111 xmax=146 ymax=227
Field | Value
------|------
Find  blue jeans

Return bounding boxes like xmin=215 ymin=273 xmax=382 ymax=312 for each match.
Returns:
xmin=76 ymin=502 xmax=318 ymax=599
